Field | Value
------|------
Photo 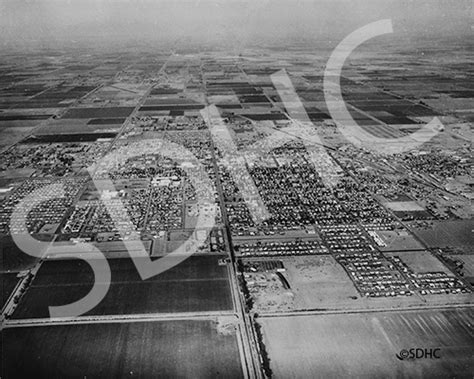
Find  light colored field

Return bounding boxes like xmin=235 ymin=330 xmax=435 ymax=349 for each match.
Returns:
xmin=247 ymin=256 xmax=359 ymax=312
xmin=287 ymin=255 xmax=360 ymax=309
xmin=384 ymin=250 xmax=452 ymax=274
xmin=0 ymin=125 xmax=37 ymax=151
xmin=376 ymin=230 xmax=425 ymax=251
xmin=0 ymin=168 xmax=35 ymax=179
xmin=260 ymin=309 xmax=474 ymax=379
xmin=384 ymin=201 xmax=425 ymax=211
xmin=247 ymin=256 xmax=428 ymax=312
xmin=452 ymin=255 xmax=474 ymax=277
xmin=207 ymin=94 xmax=240 ymax=104
xmin=34 ymin=118 xmax=121 ymax=134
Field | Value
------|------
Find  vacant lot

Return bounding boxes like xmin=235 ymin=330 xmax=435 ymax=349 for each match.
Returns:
xmin=2 ymin=320 xmax=243 ymax=378
xmin=260 ymin=308 xmax=474 ymax=378
xmin=384 ymin=201 xmax=425 ymax=212
xmin=248 ymin=256 xmax=360 ymax=312
xmin=384 ymin=251 xmax=451 ymax=274
xmin=245 ymin=255 xmax=428 ymax=312
xmin=13 ymin=256 xmax=233 ymax=318
xmin=374 ymin=230 xmax=425 ymax=251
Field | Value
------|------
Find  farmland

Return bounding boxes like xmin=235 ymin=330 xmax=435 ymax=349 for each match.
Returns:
xmin=0 ymin=235 xmax=39 ymax=272
xmin=259 ymin=308 xmax=474 ymax=378
xmin=409 ymin=220 xmax=474 ymax=252
xmin=12 ymin=256 xmax=233 ymax=319
xmin=61 ymin=107 xmax=135 ymax=119
xmin=2 ymin=320 xmax=243 ymax=378
xmin=1 ymin=273 xmax=19 ymax=307
xmin=33 ymin=118 xmax=123 ymax=135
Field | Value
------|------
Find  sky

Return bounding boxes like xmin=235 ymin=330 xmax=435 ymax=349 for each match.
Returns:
xmin=0 ymin=0 xmax=472 ymax=49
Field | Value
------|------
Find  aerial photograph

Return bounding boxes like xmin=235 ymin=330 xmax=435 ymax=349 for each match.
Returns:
xmin=0 ymin=0 xmax=473 ymax=378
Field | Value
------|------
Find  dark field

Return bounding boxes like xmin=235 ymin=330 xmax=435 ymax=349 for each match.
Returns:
xmin=23 ymin=133 xmax=116 ymax=143
xmin=13 ymin=255 xmax=233 ymax=318
xmin=87 ymin=118 xmax=126 ymax=125
xmin=0 ymin=115 xmax=51 ymax=121
xmin=61 ymin=107 xmax=134 ymax=119
xmin=2 ymin=320 xmax=244 ymax=378
xmin=0 ymin=236 xmax=39 ymax=272
xmin=1 ymin=273 xmax=19 ymax=307
xmin=216 ymin=104 xmax=243 ymax=109
xmin=409 ymin=220 xmax=474 ymax=249
xmin=150 ymin=87 xmax=180 ymax=95
xmin=244 ymin=113 xmax=288 ymax=121
xmin=239 ymin=95 xmax=270 ymax=103
xmin=394 ymin=210 xmax=434 ymax=220
xmin=139 ymin=104 xmax=204 ymax=112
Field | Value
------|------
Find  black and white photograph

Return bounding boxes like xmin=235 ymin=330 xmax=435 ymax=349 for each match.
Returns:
xmin=0 ymin=0 xmax=473 ymax=378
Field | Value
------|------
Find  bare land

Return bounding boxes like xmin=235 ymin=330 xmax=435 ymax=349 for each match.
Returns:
xmin=384 ymin=251 xmax=452 ymax=274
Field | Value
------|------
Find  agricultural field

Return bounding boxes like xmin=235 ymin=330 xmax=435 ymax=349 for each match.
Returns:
xmin=61 ymin=107 xmax=135 ymax=119
xmin=260 ymin=308 xmax=474 ymax=378
xmin=452 ymin=255 xmax=474 ymax=277
xmin=0 ymin=121 xmax=39 ymax=152
xmin=0 ymin=235 xmax=39 ymax=272
xmin=12 ymin=255 xmax=233 ymax=318
xmin=1 ymin=273 xmax=20 ymax=307
xmin=33 ymin=118 xmax=124 ymax=135
xmin=451 ymin=254 xmax=474 ymax=285
xmin=409 ymin=220 xmax=474 ymax=252
xmin=2 ymin=319 xmax=244 ymax=378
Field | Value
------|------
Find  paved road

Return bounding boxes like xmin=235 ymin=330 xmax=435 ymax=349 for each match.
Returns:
xmin=3 ymin=310 xmax=236 ymax=329
xmin=257 ymin=303 xmax=474 ymax=319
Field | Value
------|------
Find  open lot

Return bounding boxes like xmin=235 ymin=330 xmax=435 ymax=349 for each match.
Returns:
xmin=245 ymin=256 xmax=360 ymax=312
xmin=242 ymin=255 xmax=440 ymax=312
xmin=2 ymin=319 xmax=243 ymax=378
xmin=12 ymin=255 xmax=233 ymax=318
xmin=260 ymin=308 xmax=474 ymax=378
xmin=384 ymin=201 xmax=426 ymax=212
xmin=373 ymin=229 xmax=425 ymax=251
xmin=384 ymin=251 xmax=451 ymax=274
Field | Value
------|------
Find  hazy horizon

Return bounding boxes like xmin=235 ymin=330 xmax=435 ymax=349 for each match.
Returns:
xmin=1 ymin=0 xmax=472 ymax=50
